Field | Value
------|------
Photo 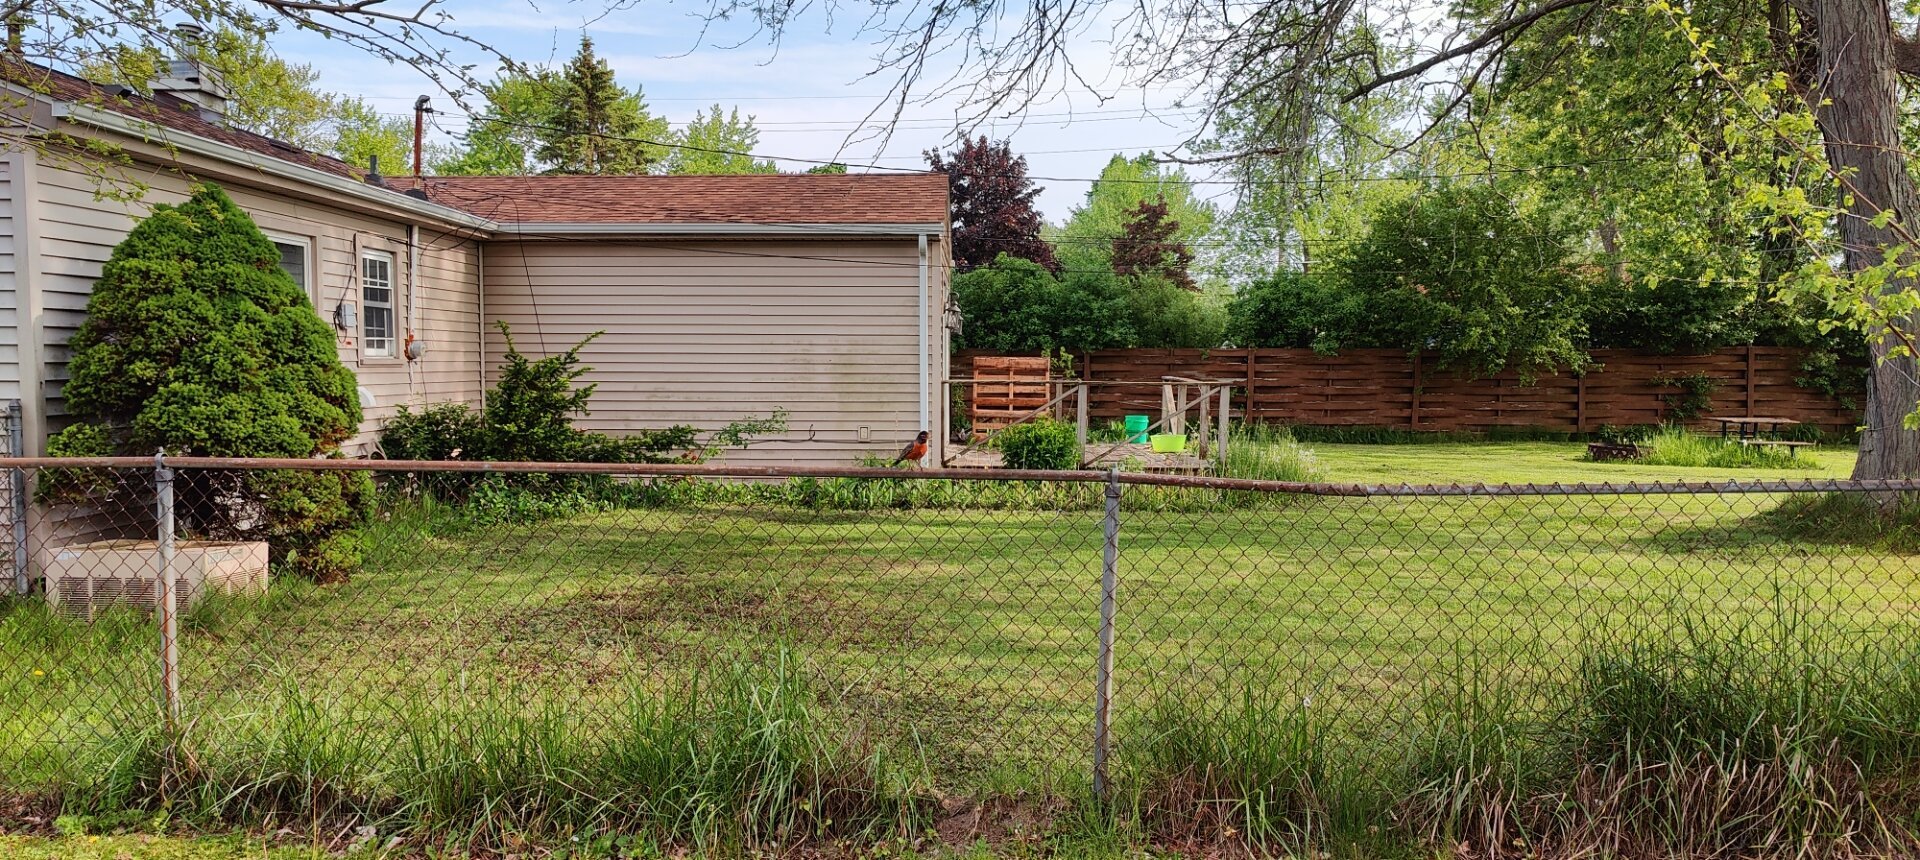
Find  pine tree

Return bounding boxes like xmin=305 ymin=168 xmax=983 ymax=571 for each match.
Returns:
xmin=1111 ymin=197 xmax=1197 ymax=291
xmin=538 ymin=36 xmax=669 ymax=174
xmin=925 ymin=137 xmax=1057 ymax=273
xmin=48 ymin=185 xmax=374 ymax=581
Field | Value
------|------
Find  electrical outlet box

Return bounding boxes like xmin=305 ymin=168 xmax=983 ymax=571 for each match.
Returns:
xmin=857 ymin=426 xmax=871 ymax=441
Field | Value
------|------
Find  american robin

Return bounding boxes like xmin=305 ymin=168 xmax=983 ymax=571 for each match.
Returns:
xmin=893 ymin=430 xmax=930 ymax=467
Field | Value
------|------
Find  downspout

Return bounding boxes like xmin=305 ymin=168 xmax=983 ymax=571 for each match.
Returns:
xmin=12 ymin=149 xmax=42 ymax=456
xmin=406 ymin=224 xmax=420 ymax=402
xmin=476 ymin=242 xmax=486 ymax=409
xmin=917 ymin=232 xmax=930 ymax=443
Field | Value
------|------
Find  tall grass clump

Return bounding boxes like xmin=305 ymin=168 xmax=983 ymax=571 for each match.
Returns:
xmin=13 ymin=635 xmax=923 ymax=853
xmin=394 ymin=653 xmax=922 ymax=851
xmin=1631 ymin=426 xmax=1818 ymax=469
xmin=1110 ymin=620 xmax=1920 ymax=858
xmin=1219 ymin=424 xmax=1322 ymax=483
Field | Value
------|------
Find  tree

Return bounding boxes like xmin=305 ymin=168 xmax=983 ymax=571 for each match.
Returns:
xmin=663 ymin=105 xmax=779 ymax=174
xmin=1335 ymin=183 xmax=1589 ymax=381
xmin=1110 ymin=197 xmax=1197 ymax=291
xmin=78 ymin=28 xmax=411 ymax=169
xmin=925 ymin=137 xmax=1057 ymax=272
xmin=951 ymin=256 xmax=1135 ymax=353
xmin=330 ymin=96 xmax=412 ymax=175
xmin=539 ymin=36 xmax=671 ymax=175
xmin=46 ymin=185 xmax=372 ymax=581
xmin=434 ymin=70 xmax=567 ymax=175
xmin=7 ymin=2 xmax=513 ymax=170
xmin=1052 ymin=154 xmax=1217 ymax=277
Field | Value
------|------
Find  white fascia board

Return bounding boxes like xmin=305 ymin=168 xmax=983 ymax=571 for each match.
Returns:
xmin=53 ymin=103 xmax=499 ymax=232
xmin=502 ymin=222 xmax=947 ymax=238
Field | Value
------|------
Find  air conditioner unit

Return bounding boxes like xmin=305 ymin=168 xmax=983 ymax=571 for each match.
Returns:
xmin=43 ymin=540 xmax=269 ymax=619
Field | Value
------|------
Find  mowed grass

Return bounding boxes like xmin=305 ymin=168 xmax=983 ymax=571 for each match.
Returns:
xmin=1308 ymin=439 xmax=1855 ymax=484
xmin=5 ymin=440 xmax=1912 ymax=798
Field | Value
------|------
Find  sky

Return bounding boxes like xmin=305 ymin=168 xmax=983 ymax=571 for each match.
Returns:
xmin=265 ymin=0 xmax=1223 ymax=221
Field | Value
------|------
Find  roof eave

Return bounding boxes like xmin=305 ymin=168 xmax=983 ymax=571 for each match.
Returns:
xmin=53 ymin=102 xmax=500 ymax=232
xmin=502 ymin=221 xmax=948 ymax=237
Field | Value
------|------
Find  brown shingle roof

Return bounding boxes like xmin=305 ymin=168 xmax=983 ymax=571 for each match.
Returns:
xmin=5 ymin=59 xmax=949 ymax=230
xmin=2 ymin=58 xmax=371 ymax=182
xmin=410 ymin=174 xmax=950 ymax=226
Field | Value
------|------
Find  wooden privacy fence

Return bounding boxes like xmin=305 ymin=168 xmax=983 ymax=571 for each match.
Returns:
xmin=953 ymin=347 xmax=1861 ymax=435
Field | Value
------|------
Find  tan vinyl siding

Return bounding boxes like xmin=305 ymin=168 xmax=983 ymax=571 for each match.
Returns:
xmin=0 ymin=157 xmax=18 ymax=402
xmin=483 ymin=239 xmax=947 ymax=467
xmin=32 ymin=163 xmax=482 ymax=455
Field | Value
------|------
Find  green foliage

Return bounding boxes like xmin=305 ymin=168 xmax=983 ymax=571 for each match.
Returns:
xmin=49 ymin=184 xmax=370 ymax=581
xmin=379 ymin=324 xmax=785 ymax=526
xmin=326 ymin=97 xmax=412 ymax=175
xmin=1226 ymin=272 xmax=1366 ymax=353
xmin=663 ymin=105 xmax=779 ymax=174
xmin=1337 ymin=183 xmax=1590 ymax=381
xmin=951 ymin=255 xmax=1223 ymax=352
xmin=996 ymin=418 xmax=1082 ymax=470
xmin=1586 ymin=276 xmax=1756 ymax=355
xmin=538 ymin=36 xmax=671 ymax=175
xmin=1652 ymin=372 xmax=1719 ymax=423
xmin=433 ymin=70 xmax=568 ymax=176
xmin=1631 ymin=427 xmax=1816 ymax=470
xmin=77 ymin=28 xmax=412 ymax=169
xmin=1219 ymin=425 xmax=1322 ymax=482
xmin=378 ymin=402 xmax=484 ymax=461
xmin=484 ymin=322 xmax=602 ymax=462
xmin=1051 ymin=153 xmax=1219 ymax=282
xmin=951 ymin=255 xmax=1132 ymax=352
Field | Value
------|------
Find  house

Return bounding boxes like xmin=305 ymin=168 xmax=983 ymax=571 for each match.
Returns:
xmin=0 ymin=56 xmax=952 ymax=469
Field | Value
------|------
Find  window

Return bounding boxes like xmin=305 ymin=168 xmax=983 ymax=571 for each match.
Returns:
xmin=361 ymin=250 xmax=395 ymax=358
xmin=269 ymin=237 xmax=309 ymax=293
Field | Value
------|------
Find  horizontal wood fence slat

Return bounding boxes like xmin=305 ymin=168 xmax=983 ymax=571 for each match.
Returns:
xmin=954 ymin=347 xmax=1862 ymax=435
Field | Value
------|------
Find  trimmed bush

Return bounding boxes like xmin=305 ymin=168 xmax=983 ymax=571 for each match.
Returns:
xmin=997 ymin=419 xmax=1082 ymax=470
xmin=46 ymin=185 xmax=371 ymax=581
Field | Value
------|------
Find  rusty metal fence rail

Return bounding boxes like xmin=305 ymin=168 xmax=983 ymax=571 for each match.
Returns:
xmin=3 ymin=456 xmax=1918 ymax=793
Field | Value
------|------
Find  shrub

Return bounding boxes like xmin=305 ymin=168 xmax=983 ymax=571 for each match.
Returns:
xmin=45 ymin=184 xmax=371 ymax=581
xmin=380 ymin=403 xmax=485 ymax=461
xmin=996 ymin=419 xmax=1082 ymax=470
xmin=1337 ymin=183 xmax=1591 ymax=382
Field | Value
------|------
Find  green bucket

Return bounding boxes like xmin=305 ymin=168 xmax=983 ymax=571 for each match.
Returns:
xmin=1124 ymin=414 xmax=1150 ymax=444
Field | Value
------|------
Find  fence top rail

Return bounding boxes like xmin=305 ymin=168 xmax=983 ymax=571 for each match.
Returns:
xmin=3 ymin=456 xmax=1919 ymax=497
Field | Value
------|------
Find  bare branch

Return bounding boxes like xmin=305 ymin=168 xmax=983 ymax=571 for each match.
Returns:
xmin=1341 ymin=0 xmax=1601 ymax=103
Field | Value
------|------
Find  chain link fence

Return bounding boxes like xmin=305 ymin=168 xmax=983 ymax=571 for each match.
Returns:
xmin=3 ymin=457 xmax=1918 ymax=799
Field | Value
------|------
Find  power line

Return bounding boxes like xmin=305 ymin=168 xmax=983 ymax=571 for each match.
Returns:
xmin=431 ymin=114 xmax=1698 ymax=187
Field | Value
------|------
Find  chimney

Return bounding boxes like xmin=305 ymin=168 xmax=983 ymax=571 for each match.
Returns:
xmin=151 ymin=23 xmax=228 ymax=122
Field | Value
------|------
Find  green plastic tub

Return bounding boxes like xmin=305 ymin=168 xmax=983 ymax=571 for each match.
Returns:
xmin=1124 ymin=414 xmax=1151 ymax=443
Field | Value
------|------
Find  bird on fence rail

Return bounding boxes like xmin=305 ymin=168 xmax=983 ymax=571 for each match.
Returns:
xmin=893 ymin=431 xmax=930 ymax=467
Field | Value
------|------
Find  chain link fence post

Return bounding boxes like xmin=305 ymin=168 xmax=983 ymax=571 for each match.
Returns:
xmin=154 ymin=452 xmax=180 ymax=726
xmin=8 ymin=399 xmax=23 ymax=596
xmin=1093 ymin=465 xmax=1121 ymax=800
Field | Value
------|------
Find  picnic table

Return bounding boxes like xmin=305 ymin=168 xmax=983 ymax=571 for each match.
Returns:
xmin=1706 ymin=416 xmax=1799 ymax=440
xmin=1705 ymin=417 xmax=1813 ymax=452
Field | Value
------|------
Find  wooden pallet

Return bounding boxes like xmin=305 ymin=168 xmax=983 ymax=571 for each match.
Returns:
xmin=970 ymin=356 xmax=1050 ymax=441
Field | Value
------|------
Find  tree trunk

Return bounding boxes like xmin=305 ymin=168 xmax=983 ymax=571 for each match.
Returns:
xmin=1812 ymin=0 xmax=1920 ymax=479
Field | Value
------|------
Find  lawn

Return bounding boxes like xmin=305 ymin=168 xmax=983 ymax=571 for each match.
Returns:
xmin=5 ymin=441 xmax=1910 ymax=787
xmin=1307 ymin=439 xmax=1856 ymax=484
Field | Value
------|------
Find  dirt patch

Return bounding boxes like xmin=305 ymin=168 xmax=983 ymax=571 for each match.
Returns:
xmin=929 ymin=793 xmax=1069 ymax=850
xmin=0 ymin=791 xmax=58 ymax=836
